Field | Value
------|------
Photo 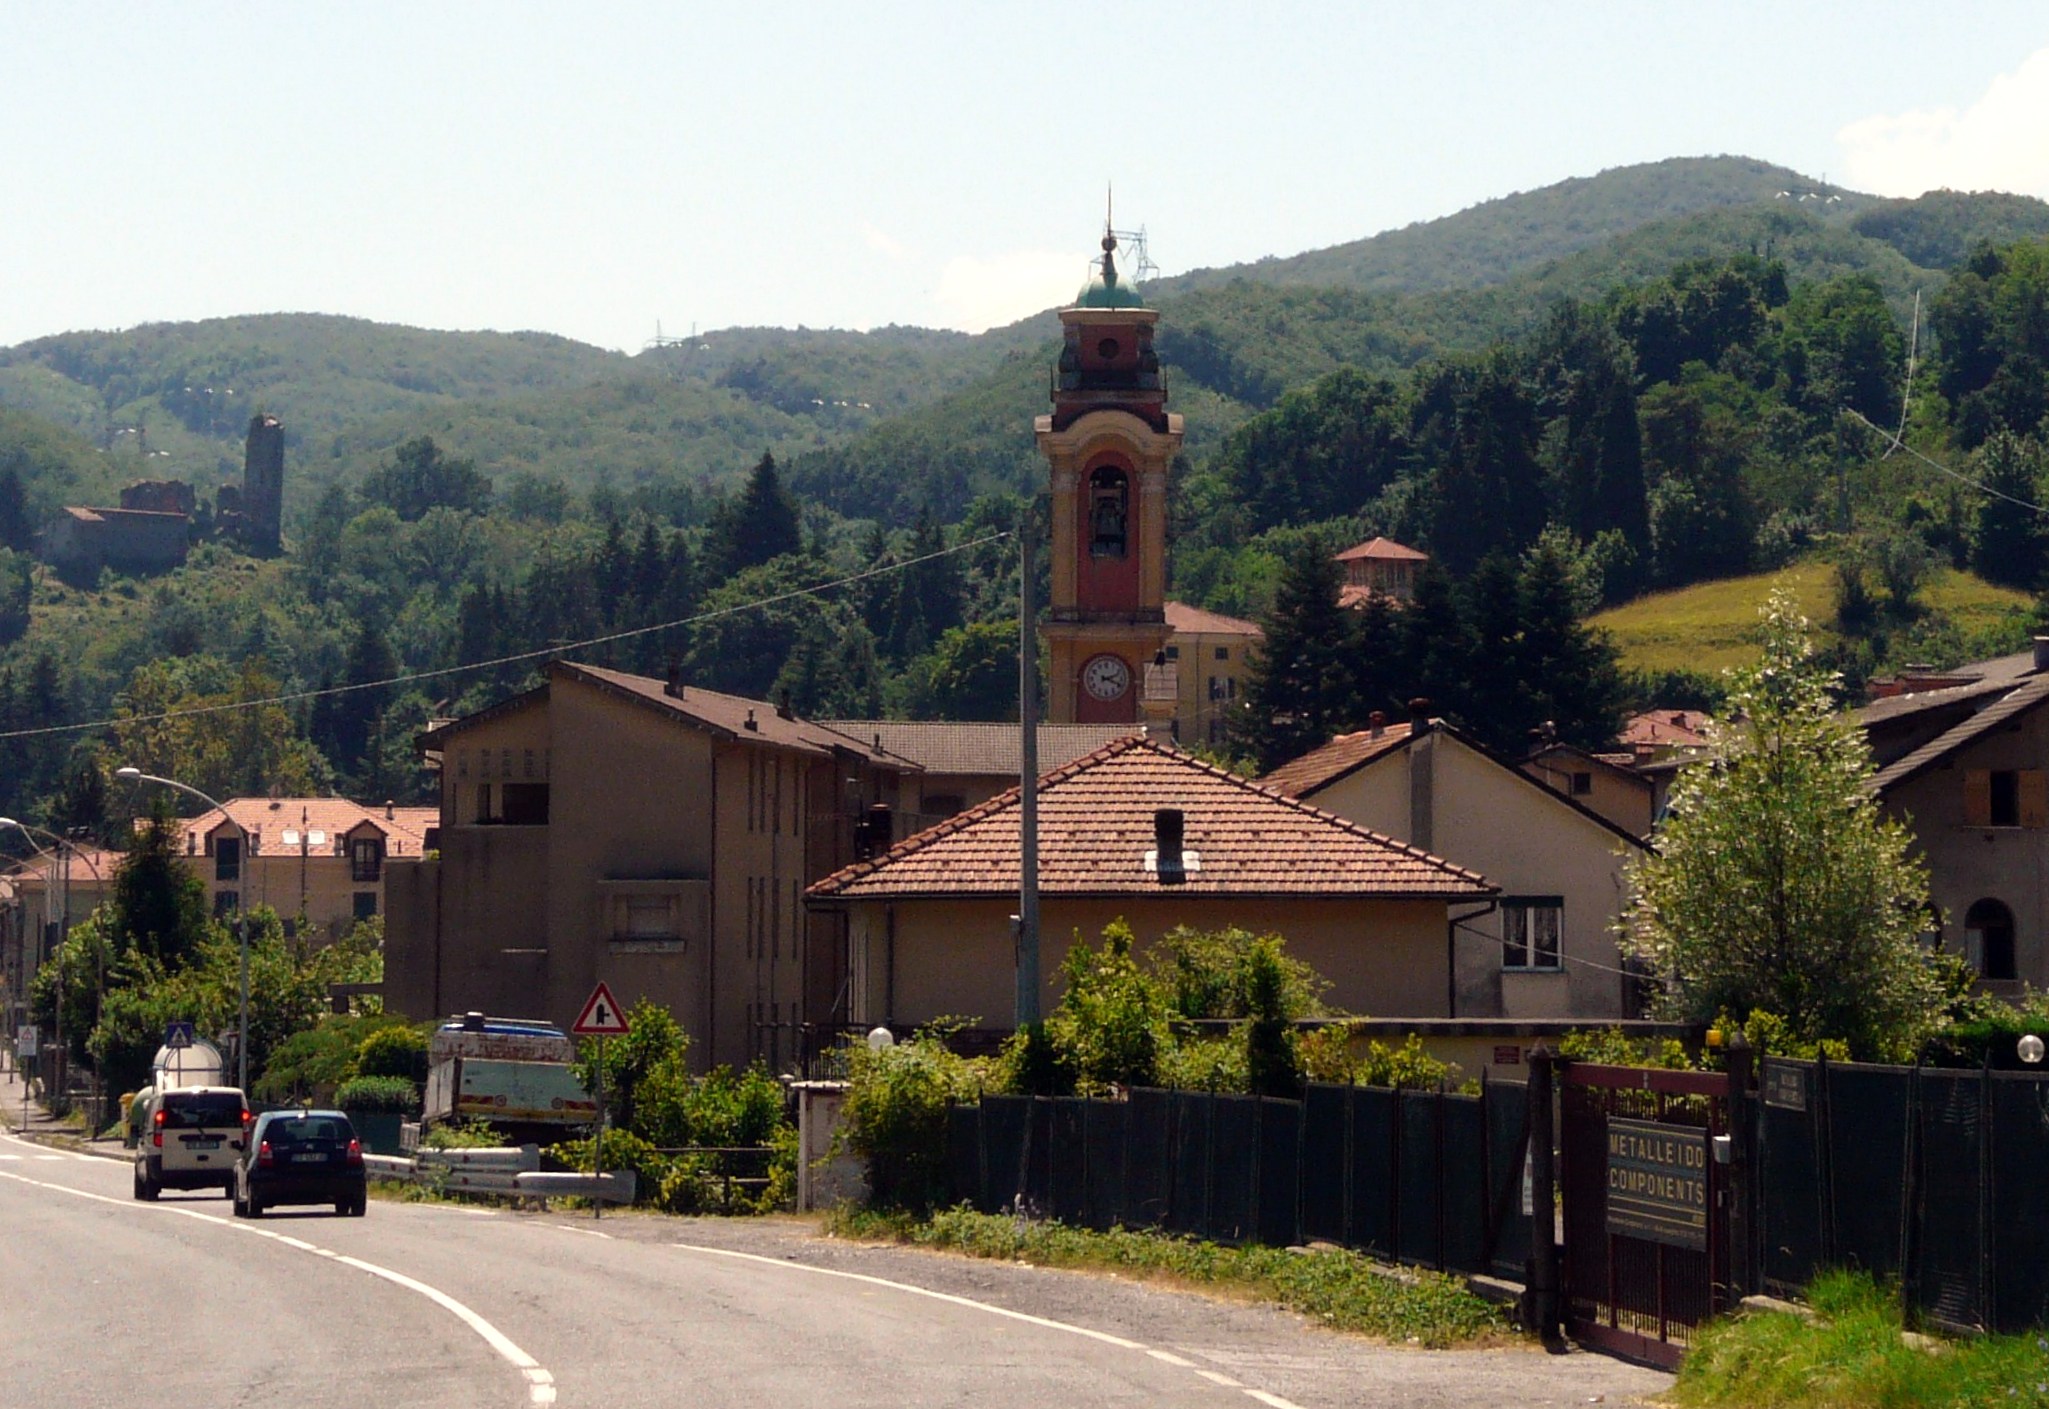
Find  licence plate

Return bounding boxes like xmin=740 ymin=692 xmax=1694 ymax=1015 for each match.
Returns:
xmin=291 ymin=1152 xmax=327 ymax=1164
xmin=188 ymin=1139 xmax=220 ymax=1149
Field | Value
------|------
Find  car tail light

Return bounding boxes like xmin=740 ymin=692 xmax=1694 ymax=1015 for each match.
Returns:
xmin=346 ymin=1138 xmax=362 ymax=1166
xmin=241 ymin=1110 xmax=252 ymax=1126
xmin=257 ymin=1139 xmax=274 ymax=1169
xmin=152 ymin=1131 xmax=162 ymax=1148
xmin=153 ymin=1109 xmax=166 ymax=1127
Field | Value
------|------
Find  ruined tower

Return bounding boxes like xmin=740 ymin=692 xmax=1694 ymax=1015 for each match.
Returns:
xmin=241 ymin=414 xmax=284 ymax=554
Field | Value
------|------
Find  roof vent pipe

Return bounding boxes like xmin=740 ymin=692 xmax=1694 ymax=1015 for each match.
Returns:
xmin=1407 ymin=697 xmax=1433 ymax=733
xmin=1368 ymin=710 xmax=1386 ymax=738
xmin=744 ymin=709 xmax=759 ymax=731
xmin=2035 ymin=635 xmax=2049 ymax=674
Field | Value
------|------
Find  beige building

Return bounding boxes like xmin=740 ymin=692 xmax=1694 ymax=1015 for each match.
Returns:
xmin=1861 ymin=644 xmax=2049 ymax=992
xmin=1261 ymin=717 xmax=1648 ymax=1020
xmin=384 ymin=661 xmax=914 ymax=1070
xmin=1522 ymin=742 xmax=1658 ymax=836
xmin=1 ymin=843 xmax=121 ymax=1038
xmin=806 ymin=736 xmax=1495 ymax=1030
xmin=1161 ymin=601 xmax=1261 ymax=746
xmin=169 ymin=799 xmax=437 ymax=938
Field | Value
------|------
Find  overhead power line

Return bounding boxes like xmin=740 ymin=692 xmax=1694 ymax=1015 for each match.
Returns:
xmin=0 ymin=531 xmax=1013 ymax=743
xmin=1844 ymin=409 xmax=2049 ymax=517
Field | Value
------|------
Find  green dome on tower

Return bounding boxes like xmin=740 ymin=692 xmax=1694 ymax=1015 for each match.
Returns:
xmin=1074 ymin=228 xmax=1146 ymax=309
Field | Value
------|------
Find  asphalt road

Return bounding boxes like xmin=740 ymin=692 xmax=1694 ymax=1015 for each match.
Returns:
xmin=0 ymin=1124 xmax=1671 ymax=1409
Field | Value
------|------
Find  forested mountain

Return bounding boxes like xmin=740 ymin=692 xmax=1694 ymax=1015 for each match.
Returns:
xmin=2 ymin=155 xmax=2047 ymax=838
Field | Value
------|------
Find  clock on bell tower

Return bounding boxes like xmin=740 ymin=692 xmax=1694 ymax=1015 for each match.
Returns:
xmin=1036 ymin=226 xmax=1183 ymax=726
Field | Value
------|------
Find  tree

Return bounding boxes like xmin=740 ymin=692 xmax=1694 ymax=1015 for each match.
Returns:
xmin=1617 ymin=592 xmax=1949 ymax=1061
xmin=0 ymin=547 xmax=30 ymax=645
xmin=1969 ymin=431 xmax=2048 ymax=591
xmin=904 ymin=619 xmax=1018 ymax=721
xmin=0 ymin=465 xmax=28 ymax=551
xmin=359 ymin=436 xmax=493 ymax=522
xmin=1234 ymin=539 xmax=1354 ymax=771
xmin=706 ymin=452 xmax=801 ymax=583
xmin=109 ymin=802 xmax=211 ymax=969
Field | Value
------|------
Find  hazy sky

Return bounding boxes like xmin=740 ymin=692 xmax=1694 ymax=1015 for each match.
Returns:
xmin=5 ymin=3 xmax=2048 ymax=351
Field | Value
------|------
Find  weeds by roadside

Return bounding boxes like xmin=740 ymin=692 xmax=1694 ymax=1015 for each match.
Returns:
xmin=1676 ymin=1270 xmax=2049 ymax=1408
xmin=830 ymin=1205 xmax=1506 ymax=1348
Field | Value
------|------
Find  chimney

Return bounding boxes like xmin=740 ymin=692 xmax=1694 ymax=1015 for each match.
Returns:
xmin=665 ymin=656 xmax=684 ymax=698
xmin=2034 ymin=635 xmax=2049 ymax=674
xmin=1407 ymin=697 xmax=1433 ymax=734
xmin=1153 ymin=807 xmax=1186 ymax=885
xmin=1368 ymin=709 xmax=1386 ymax=739
xmin=744 ymin=709 xmax=759 ymax=732
xmin=776 ymin=688 xmax=794 ymax=720
xmin=385 ymin=800 xmax=396 ymax=820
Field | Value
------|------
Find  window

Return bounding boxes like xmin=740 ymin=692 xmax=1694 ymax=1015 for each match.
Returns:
xmin=1214 ymin=646 xmax=1229 ymax=662
xmin=1965 ymin=768 xmax=2046 ymax=827
xmin=213 ymin=890 xmax=239 ymax=917
xmin=352 ymin=891 xmax=378 ymax=920
xmin=1570 ymin=771 xmax=1593 ymax=796
xmin=1964 ymin=898 xmax=2017 ymax=980
xmin=214 ymin=833 xmax=241 ymax=882
xmin=500 ymin=783 xmax=549 ymax=825
xmin=1088 ymin=466 xmax=1129 ymax=558
xmin=1165 ymin=645 xmax=1179 ymax=660
xmin=1503 ymin=898 xmax=1563 ymax=970
xmin=350 ymin=836 xmax=384 ymax=883
xmin=622 ymin=896 xmax=673 ymax=939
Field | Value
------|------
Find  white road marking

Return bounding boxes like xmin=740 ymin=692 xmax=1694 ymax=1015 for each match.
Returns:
xmin=672 ymin=1242 xmax=1307 ymax=1409
xmin=0 ymin=1164 xmax=555 ymax=1405
xmin=549 ymin=1224 xmax=613 ymax=1239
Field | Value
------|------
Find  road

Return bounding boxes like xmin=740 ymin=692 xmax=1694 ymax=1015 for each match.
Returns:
xmin=0 ymin=1124 xmax=1671 ymax=1407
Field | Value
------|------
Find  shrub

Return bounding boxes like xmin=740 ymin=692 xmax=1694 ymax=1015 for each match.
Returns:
xmin=842 ymin=1021 xmax=990 ymax=1212
xmin=1558 ymin=1026 xmax=1692 ymax=1069
xmin=334 ymin=1074 xmax=421 ymax=1114
xmin=422 ymin=1117 xmax=501 ymax=1150
xmin=356 ymin=1025 xmax=430 ymax=1083
xmin=1044 ymin=920 xmax=1171 ymax=1093
xmin=254 ymin=1013 xmax=412 ymax=1102
xmin=1152 ymin=925 xmax=1327 ymax=1020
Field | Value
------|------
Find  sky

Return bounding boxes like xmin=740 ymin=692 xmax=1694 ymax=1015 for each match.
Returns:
xmin=3 ymin=3 xmax=2048 ymax=352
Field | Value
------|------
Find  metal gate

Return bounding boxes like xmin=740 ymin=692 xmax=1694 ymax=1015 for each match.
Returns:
xmin=1558 ymin=1062 xmax=1733 ymax=1369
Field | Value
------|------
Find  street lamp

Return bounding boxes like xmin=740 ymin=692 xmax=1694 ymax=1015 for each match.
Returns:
xmin=115 ymin=769 xmax=250 ymax=1094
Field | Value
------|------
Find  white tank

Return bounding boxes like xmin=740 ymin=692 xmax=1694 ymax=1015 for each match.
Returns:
xmin=152 ymin=1038 xmax=224 ymax=1091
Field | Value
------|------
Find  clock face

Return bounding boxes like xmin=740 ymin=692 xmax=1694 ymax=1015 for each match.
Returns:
xmin=1082 ymin=654 xmax=1131 ymax=702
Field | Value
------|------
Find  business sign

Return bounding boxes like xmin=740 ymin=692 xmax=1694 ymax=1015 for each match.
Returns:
xmin=1605 ymin=1117 xmax=1709 ymax=1251
xmin=1763 ymin=1063 xmax=1808 ymax=1111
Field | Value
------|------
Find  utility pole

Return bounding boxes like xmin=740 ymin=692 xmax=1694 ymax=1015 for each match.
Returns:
xmin=1016 ymin=510 xmax=1040 ymax=1031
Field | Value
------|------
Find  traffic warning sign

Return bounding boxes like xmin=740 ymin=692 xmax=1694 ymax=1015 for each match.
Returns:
xmin=572 ymin=982 xmax=630 ymax=1036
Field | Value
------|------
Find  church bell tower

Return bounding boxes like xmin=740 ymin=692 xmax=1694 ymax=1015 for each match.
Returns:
xmin=1037 ymin=226 xmax=1183 ymax=725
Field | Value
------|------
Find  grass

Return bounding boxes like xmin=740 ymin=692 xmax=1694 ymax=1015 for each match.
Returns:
xmin=830 ymin=1205 xmax=1507 ymax=1348
xmin=1590 ymin=562 xmax=2031 ymax=675
xmin=1675 ymin=1270 xmax=2049 ymax=1408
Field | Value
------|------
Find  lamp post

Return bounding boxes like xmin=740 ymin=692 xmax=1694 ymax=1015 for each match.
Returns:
xmin=115 ymin=769 xmax=250 ymax=1094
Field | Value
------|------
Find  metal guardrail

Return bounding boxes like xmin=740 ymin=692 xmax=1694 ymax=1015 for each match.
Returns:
xmin=362 ymin=1146 xmax=634 ymax=1205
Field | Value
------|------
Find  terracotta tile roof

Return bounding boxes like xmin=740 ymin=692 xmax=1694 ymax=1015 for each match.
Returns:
xmin=171 ymin=801 xmax=441 ymax=859
xmin=1870 ymin=674 xmax=2049 ymax=795
xmin=1856 ymin=675 xmax=2021 ymax=727
xmin=1334 ymin=536 xmax=1428 ymax=563
xmin=1258 ymin=723 xmax=1415 ymax=798
xmin=808 ymin=736 xmax=1492 ymax=901
xmin=1164 ymin=600 xmax=1265 ymax=637
xmin=549 ymin=662 xmax=909 ymax=765
xmin=1620 ymin=709 xmax=1713 ymax=750
xmin=819 ymin=721 xmax=1137 ymax=778
xmin=1 ymin=843 xmax=124 ymax=884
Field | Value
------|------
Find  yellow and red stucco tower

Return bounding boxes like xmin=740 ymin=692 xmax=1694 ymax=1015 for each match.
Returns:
xmin=1037 ymin=230 xmax=1184 ymax=725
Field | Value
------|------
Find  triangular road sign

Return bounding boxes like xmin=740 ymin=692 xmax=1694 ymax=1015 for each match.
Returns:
xmin=572 ymin=982 xmax=630 ymax=1036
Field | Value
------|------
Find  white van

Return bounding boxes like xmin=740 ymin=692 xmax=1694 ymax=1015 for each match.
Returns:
xmin=135 ymin=1086 xmax=249 ymax=1199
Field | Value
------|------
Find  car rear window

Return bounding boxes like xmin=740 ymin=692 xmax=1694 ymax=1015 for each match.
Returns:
xmin=265 ymin=1117 xmax=350 ymax=1145
xmin=161 ymin=1094 xmax=244 ymax=1128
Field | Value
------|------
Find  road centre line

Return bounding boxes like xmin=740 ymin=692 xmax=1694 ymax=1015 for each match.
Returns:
xmin=671 ymin=1242 xmax=1308 ymax=1409
xmin=0 ymin=1164 xmax=556 ymax=1406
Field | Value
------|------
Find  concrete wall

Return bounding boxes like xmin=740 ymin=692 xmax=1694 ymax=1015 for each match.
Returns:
xmin=844 ymin=895 xmax=1451 ymax=1030
xmin=1884 ymin=704 xmax=2049 ymax=991
xmin=1303 ymin=731 xmax=1639 ymax=1020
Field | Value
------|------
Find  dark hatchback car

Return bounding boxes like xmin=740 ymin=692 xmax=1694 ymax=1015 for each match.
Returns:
xmin=233 ymin=1110 xmax=367 ymax=1218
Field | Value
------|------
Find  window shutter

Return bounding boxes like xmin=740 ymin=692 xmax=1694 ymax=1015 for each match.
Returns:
xmin=1964 ymin=770 xmax=1993 ymax=827
xmin=2022 ymin=770 xmax=2049 ymax=829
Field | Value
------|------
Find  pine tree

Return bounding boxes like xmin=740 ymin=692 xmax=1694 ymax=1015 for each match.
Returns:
xmin=0 ymin=465 xmax=28 ymax=551
xmin=1513 ymin=539 xmax=1626 ymax=750
xmin=1234 ymin=541 xmax=1353 ymax=771
xmin=1970 ymin=431 xmax=2048 ymax=591
xmin=708 ymin=452 xmax=802 ymax=583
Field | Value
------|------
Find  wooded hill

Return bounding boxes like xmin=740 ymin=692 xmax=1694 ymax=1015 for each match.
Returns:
xmin=2 ymin=154 xmax=2048 ymax=835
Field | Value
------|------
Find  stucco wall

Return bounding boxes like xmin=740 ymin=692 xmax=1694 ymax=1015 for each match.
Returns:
xmin=1884 ymin=704 xmax=2049 ymax=989
xmin=1303 ymin=733 xmax=1638 ymax=1020
xmin=843 ymin=896 xmax=1451 ymax=1029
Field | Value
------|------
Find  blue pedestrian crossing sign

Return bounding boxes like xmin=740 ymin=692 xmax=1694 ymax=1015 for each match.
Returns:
xmin=164 ymin=1021 xmax=196 ymax=1050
